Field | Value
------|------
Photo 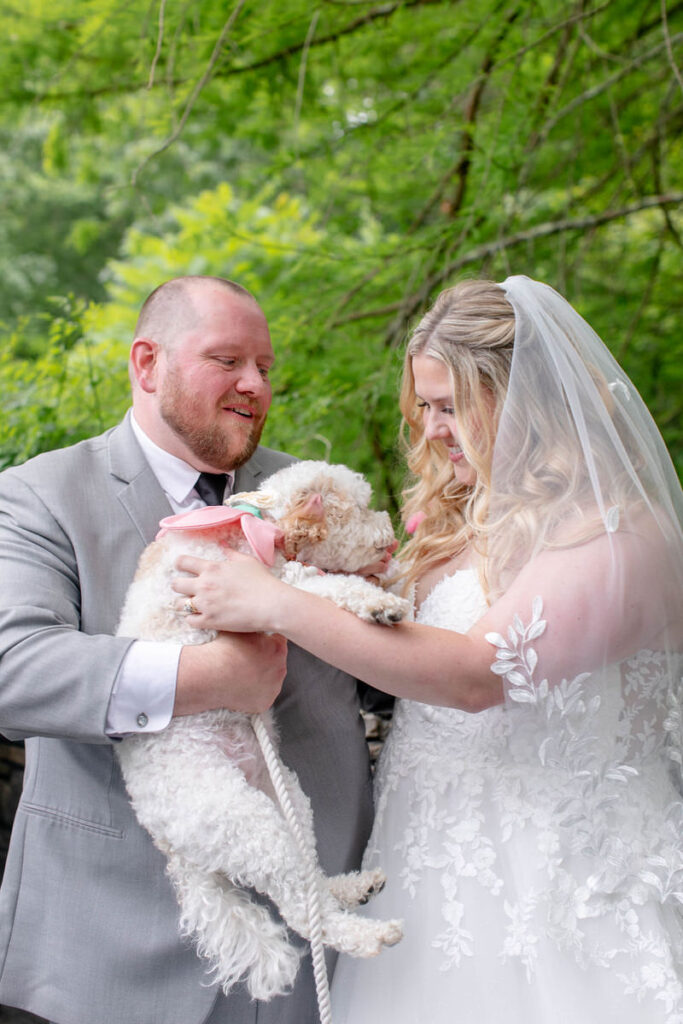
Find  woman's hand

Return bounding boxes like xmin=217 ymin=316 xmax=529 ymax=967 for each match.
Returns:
xmin=352 ymin=539 xmax=399 ymax=582
xmin=172 ymin=549 xmax=286 ymax=633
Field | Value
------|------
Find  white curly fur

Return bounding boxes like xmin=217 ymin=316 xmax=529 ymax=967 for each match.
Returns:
xmin=115 ymin=462 xmax=407 ymax=1000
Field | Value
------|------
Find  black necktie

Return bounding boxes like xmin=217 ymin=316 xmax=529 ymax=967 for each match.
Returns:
xmin=194 ymin=472 xmax=228 ymax=506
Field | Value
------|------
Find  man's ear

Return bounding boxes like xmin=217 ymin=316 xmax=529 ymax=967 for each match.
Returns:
xmin=130 ymin=337 xmax=161 ymax=394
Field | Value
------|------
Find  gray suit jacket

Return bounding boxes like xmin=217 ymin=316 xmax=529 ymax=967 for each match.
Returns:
xmin=0 ymin=414 xmax=373 ymax=1024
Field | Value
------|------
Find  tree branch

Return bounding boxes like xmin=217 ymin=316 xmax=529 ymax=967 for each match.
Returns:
xmin=214 ymin=0 xmax=445 ymax=77
xmin=147 ymin=0 xmax=168 ymax=90
xmin=661 ymin=0 xmax=683 ymax=95
xmin=294 ymin=9 xmax=321 ymax=147
xmin=410 ymin=1 xmax=517 ymax=231
xmin=0 ymin=0 xmax=433 ymax=106
xmin=651 ymin=92 xmax=683 ymax=248
xmin=131 ymin=0 xmax=247 ymax=184
xmin=617 ymin=233 xmax=665 ymax=361
xmin=330 ymin=193 xmax=683 ymax=330
xmin=540 ymin=33 xmax=683 ymax=141
xmin=287 ymin=0 xmax=615 ymax=171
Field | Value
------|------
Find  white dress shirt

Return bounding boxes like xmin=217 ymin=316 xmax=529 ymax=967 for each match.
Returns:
xmin=105 ymin=415 xmax=233 ymax=735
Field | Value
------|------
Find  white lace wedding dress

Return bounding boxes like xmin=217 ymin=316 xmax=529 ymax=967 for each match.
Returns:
xmin=331 ymin=570 xmax=683 ymax=1023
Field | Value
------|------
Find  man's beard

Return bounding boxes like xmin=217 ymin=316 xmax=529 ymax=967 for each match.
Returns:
xmin=159 ymin=373 xmax=265 ymax=472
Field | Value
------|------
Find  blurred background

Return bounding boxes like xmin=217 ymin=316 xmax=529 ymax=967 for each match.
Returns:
xmin=0 ymin=0 xmax=681 ymax=512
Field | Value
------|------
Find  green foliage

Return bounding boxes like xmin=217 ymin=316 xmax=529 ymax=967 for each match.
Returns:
xmin=0 ymin=296 xmax=129 ymax=468
xmin=0 ymin=0 xmax=681 ymax=505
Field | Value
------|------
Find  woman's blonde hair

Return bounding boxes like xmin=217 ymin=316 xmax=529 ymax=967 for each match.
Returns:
xmin=398 ymin=279 xmax=632 ymax=598
xmin=399 ymin=280 xmax=514 ymax=595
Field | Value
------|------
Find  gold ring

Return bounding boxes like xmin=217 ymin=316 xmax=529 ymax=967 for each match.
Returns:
xmin=183 ymin=599 xmax=198 ymax=616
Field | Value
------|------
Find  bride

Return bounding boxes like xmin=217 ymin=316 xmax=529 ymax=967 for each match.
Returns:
xmin=173 ymin=276 xmax=683 ymax=1023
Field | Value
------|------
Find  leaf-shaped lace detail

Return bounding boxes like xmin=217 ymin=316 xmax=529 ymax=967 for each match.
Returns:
xmin=485 ymin=597 xmax=547 ymax=704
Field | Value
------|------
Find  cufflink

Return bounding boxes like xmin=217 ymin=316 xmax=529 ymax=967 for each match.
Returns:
xmin=136 ymin=712 xmax=149 ymax=728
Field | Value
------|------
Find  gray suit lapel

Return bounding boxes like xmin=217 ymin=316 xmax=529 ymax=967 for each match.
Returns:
xmin=234 ymin=453 xmax=267 ymax=494
xmin=108 ymin=413 xmax=173 ymax=546
xmin=107 ymin=417 xmax=277 ymax=542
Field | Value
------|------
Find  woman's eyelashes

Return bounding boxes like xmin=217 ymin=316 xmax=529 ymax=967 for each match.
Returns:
xmin=417 ymin=399 xmax=455 ymax=415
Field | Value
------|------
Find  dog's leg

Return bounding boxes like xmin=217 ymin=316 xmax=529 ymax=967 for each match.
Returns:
xmin=120 ymin=720 xmax=402 ymax=969
xmin=280 ymin=563 xmax=410 ymax=625
xmin=119 ymin=724 xmax=307 ymax=997
xmin=185 ymin=802 xmax=403 ymax=959
xmin=169 ymin=859 xmax=302 ymax=1000
xmin=263 ymin=760 xmax=389 ymax=909
xmin=318 ymin=904 xmax=403 ymax=957
xmin=237 ymin=855 xmax=402 ymax=958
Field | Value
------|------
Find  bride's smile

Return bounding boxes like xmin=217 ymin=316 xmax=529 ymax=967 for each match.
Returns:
xmin=412 ymin=352 xmax=478 ymax=487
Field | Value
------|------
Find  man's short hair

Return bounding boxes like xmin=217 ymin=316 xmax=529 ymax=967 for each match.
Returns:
xmin=134 ymin=276 xmax=255 ymax=348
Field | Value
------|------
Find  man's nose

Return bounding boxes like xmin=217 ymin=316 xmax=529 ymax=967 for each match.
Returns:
xmin=234 ymin=364 xmax=268 ymax=394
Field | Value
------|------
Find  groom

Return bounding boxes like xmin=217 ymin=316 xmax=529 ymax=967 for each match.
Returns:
xmin=0 ymin=276 xmax=374 ymax=1024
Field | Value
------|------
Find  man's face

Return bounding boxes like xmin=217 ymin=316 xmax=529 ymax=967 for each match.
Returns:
xmin=156 ymin=290 xmax=274 ymax=472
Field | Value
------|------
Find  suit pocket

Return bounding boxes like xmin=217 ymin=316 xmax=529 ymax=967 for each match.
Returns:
xmin=23 ymin=736 xmax=127 ymax=837
xmin=20 ymin=801 xmax=123 ymax=838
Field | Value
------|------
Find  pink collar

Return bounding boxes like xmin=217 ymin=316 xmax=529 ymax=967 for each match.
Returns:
xmin=156 ymin=507 xmax=283 ymax=567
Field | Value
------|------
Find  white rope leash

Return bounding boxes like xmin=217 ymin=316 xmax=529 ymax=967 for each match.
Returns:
xmin=251 ymin=713 xmax=333 ymax=1024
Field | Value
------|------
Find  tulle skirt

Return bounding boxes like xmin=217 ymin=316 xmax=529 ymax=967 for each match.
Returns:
xmin=330 ymin=711 xmax=683 ymax=1024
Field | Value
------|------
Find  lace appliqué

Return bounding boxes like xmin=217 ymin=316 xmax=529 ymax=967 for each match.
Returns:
xmin=367 ymin=577 xmax=683 ymax=1020
xmin=486 ymin=598 xmax=683 ymax=1015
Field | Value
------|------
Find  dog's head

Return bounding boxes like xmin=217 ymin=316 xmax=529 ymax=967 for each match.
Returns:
xmin=227 ymin=461 xmax=396 ymax=573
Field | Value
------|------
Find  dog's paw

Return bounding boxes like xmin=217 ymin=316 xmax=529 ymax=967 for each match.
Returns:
xmin=367 ymin=592 xmax=410 ymax=626
xmin=340 ymin=586 xmax=410 ymax=626
xmin=355 ymin=917 xmax=403 ymax=956
xmin=292 ymin=571 xmax=411 ymax=625
xmin=327 ymin=868 xmax=386 ymax=908
xmin=381 ymin=919 xmax=403 ymax=949
xmin=323 ymin=914 xmax=404 ymax=957
xmin=356 ymin=870 xmax=386 ymax=905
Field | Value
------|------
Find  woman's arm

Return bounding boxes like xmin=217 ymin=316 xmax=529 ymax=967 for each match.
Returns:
xmin=173 ymin=551 xmax=502 ymax=713
xmin=173 ymin=523 xmax=671 ymax=713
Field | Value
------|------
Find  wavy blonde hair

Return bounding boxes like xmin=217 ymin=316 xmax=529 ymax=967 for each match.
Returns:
xmin=399 ymin=280 xmax=514 ymax=595
xmin=398 ymin=279 xmax=635 ymax=599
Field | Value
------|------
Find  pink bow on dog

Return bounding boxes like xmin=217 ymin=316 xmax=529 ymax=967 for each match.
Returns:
xmin=156 ymin=507 xmax=284 ymax=567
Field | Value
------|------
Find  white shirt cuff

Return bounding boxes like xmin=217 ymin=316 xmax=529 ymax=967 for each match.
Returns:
xmin=106 ymin=641 xmax=181 ymax=736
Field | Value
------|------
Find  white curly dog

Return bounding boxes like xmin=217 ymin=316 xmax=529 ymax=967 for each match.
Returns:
xmin=116 ymin=461 xmax=407 ymax=1002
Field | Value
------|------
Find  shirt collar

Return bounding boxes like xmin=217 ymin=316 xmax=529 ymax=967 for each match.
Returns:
xmin=131 ymin=414 xmax=233 ymax=506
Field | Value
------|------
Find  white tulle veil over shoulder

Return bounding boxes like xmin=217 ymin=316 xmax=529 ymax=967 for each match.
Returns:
xmin=480 ymin=275 xmax=683 ymax=918
xmin=488 ymin=276 xmax=682 ymax=750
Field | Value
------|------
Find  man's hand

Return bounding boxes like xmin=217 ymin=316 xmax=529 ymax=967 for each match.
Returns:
xmin=173 ymin=632 xmax=288 ymax=717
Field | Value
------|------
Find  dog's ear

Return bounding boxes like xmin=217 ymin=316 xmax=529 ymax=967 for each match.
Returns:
xmin=278 ymin=491 xmax=328 ymax=559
